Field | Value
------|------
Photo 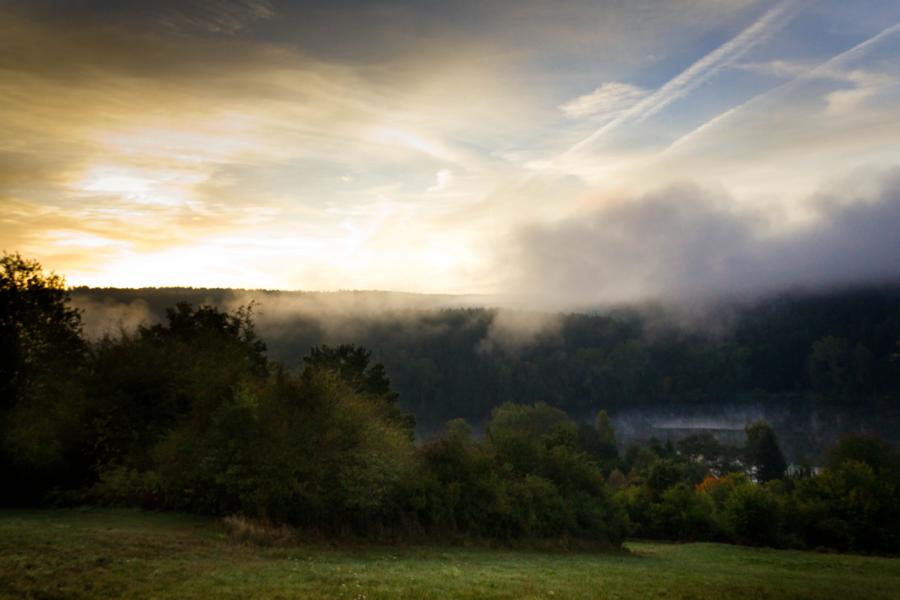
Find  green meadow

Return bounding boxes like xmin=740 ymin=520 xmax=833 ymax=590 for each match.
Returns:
xmin=2 ymin=509 xmax=898 ymax=599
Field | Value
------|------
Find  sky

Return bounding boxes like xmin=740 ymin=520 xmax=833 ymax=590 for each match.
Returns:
xmin=2 ymin=0 xmax=900 ymax=305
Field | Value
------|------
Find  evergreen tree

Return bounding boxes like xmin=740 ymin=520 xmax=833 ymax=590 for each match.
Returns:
xmin=744 ymin=421 xmax=786 ymax=483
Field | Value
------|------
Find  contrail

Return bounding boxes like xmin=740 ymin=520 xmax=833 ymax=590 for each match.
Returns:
xmin=660 ymin=19 xmax=900 ymax=157
xmin=466 ymin=1 xmax=808 ymax=217
xmin=559 ymin=0 xmax=807 ymax=160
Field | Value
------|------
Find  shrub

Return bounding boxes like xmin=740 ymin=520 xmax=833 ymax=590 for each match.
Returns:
xmin=653 ymin=483 xmax=717 ymax=541
xmin=696 ymin=472 xmax=751 ymax=509
xmin=723 ymin=483 xmax=783 ymax=546
xmin=91 ymin=466 xmax=163 ymax=509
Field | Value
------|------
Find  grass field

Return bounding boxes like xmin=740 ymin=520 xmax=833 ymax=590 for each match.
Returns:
xmin=1 ymin=509 xmax=899 ymax=599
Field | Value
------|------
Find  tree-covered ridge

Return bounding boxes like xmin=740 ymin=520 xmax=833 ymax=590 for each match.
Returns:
xmin=1 ymin=255 xmax=625 ymax=544
xmin=70 ymin=284 xmax=900 ymax=443
xmin=3 ymin=255 xmax=900 ymax=553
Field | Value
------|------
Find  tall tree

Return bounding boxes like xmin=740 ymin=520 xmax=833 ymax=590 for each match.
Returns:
xmin=0 ymin=253 xmax=87 ymax=502
xmin=303 ymin=344 xmax=414 ymax=436
xmin=576 ymin=409 xmax=620 ymax=474
xmin=0 ymin=253 xmax=84 ymax=409
xmin=744 ymin=421 xmax=786 ymax=483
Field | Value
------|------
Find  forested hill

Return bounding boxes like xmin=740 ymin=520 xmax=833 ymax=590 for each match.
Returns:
xmin=71 ymin=285 xmax=900 ymax=457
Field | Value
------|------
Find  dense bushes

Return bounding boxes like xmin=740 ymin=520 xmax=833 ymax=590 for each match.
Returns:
xmin=1 ymin=256 xmax=627 ymax=544
xmin=82 ymin=309 xmax=420 ymax=532
xmin=85 ymin=373 xmax=626 ymax=542
xmin=614 ymin=432 xmax=900 ymax=553
xmin=408 ymin=404 xmax=627 ymax=542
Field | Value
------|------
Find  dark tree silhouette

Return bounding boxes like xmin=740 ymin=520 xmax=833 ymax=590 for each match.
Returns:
xmin=744 ymin=421 xmax=786 ymax=483
xmin=0 ymin=253 xmax=87 ymax=502
xmin=303 ymin=344 xmax=414 ymax=435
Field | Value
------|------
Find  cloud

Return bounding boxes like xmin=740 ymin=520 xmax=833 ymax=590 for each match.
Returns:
xmin=560 ymin=82 xmax=647 ymax=119
xmin=502 ymin=168 xmax=900 ymax=307
xmin=156 ymin=0 xmax=275 ymax=34
xmin=563 ymin=0 xmax=805 ymax=155
xmin=14 ymin=0 xmax=275 ymax=35
xmin=664 ymin=20 xmax=900 ymax=156
xmin=0 ymin=8 xmax=530 ymax=288
xmin=735 ymin=59 xmax=897 ymax=116
xmin=427 ymin=169 xmax=454 ymax=193
xmin=3 ymin=1 xmax=899 ymax=297
xmin=821 ymin=69 xmax=897 ymax=116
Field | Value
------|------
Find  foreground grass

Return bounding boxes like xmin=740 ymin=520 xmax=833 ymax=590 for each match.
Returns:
xmin=2 ymin=509 xmax=899 ymax=599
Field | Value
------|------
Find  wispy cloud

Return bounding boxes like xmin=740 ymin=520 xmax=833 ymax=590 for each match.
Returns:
xmin=17 ymin=0 xmax=276 ymax=35
xmin=157 ymin=0 xmax=275 ymax=35
xmin=662 ymin=19 xmax=900 ymax=156
xmin=427 ymin=169 xmax=454 ymax=193
xmin=562 ymin=0 xmax=806 ymax=156
xmin=559 ymin=82 xmax=647 ymax=119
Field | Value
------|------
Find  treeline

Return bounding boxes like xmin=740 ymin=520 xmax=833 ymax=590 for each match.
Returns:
xmin=71 ymin=284 xmax=900 ymax=436
xmin=3 ymin=254 xmax=900 ymax=553
xmin=612 ymin=427 xmax=900 ymax=553
xmin=1 ymin=255 xmax=624 ymax=544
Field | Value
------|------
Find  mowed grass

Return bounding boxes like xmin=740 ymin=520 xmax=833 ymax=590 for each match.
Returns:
xmin=2 ymin=509 xmax=899 ymax=599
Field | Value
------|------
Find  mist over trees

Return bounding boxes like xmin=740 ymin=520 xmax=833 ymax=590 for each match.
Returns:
xmin=3 ymin=254 xmax=900 ymax=553
xmin=69 ymin=283 xmax=900 ymax=455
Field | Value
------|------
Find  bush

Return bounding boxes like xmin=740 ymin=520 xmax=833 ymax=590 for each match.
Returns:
xmin=723 ymin=483 xmax=783 ymax=546
xmin=653 ymin=483 xmax=717 ymax=541
xmin=410 ymin=407 xmax=627 ymax=544
xmin=146 ymin=371 xmax=416 ymax=534
xmin=696 ymin=472 xmax=751 ymax=509
xmin=409 ymin=423 xmax=506 ymax=536
xmin=615 ymin=486 xmax=651 ymax=538
xmin=91 ymin=466 xmax=163 ymax=509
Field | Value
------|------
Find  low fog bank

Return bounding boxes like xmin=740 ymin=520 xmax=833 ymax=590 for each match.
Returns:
xmin=69 ymin=281 xmax=900 ymax=461
xmin=503 ymin=167 xmax=900 ymax=309
xmin=69 ymin=287 xmax=565 ymax=355
xmin=610 ymin=399 xmax=900 ymax=464
xmin=71 ymin=288 xmax=469 ymax=337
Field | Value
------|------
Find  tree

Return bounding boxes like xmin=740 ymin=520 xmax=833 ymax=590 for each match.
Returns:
xmin=87 ymin=302 xmax=270 ymax=471
xmin=807 ymin=335 xmax=872 ymax=398
xmin=487 ymin=402 xmax=575 ymax=474
xmin=645 ymin=459 xmax=686 ymax=497
xmin=576 ymin=410 xmax=619 ymax=474
xmin=302 ymin=344 xmax=415 ymax=436
xmin=146 ymin=301 xmax=268 ymax=376
xmin=303 ymin=344 xmax=394 ymax=398
xmin=0 ymin=253 xmax=87 ymax=502
xmin=723 ymin=483 xmax=783 ymax=546
xmin=744 ymin=421 xmax=786 ymax=483
xmin=0 ymin=253 xmax=84 ymax=410
xmin=824 ymin=434 xmax=899 ymax=476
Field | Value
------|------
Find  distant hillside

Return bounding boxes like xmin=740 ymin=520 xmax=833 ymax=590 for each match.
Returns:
xmin=70 ymin=284 xmax=900 ymax=459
